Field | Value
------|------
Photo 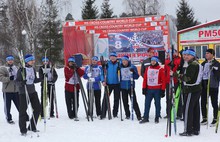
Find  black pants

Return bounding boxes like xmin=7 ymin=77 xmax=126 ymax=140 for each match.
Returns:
xmin=41 ymin=84 xmax=55 ymax=117
xmin=184 ymin=91 xmax=201 ymax=133
xmin=65 ymin=90 xmax=79 ymax=119
xmin=101 ymin=84 xmax=120 ymax=117
xmin=87 ymin=90 xmax=101 ymax=116
xmin=201 ymin=80 xmax=219 ymax=120
xmin=165 ymin=83 xmax=182 ymax=117
xmin=3 ymin=92 xmax=19 ymax=121
xmin=19 ymin=92 xmax=41 ymax=133
xmin=121 ymin=89 xmax=141 ymax=118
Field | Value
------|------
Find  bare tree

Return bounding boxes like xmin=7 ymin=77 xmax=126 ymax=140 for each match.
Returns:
xmin=123 ymin=0 xmax=163 ymax=16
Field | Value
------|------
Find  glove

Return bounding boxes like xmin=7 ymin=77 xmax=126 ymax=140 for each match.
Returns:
xmin=9 ymin=75 xmax=14 ymax=80
xmin=43 ymin=73 xmax=48 ymax=77
xmin=21 ymin=80 xmax=27 ymax=85
xmin=130 ymin=68 xmax=134 ymax=72
xmin=87 ymin=72 xmax=92 ymax=78
xmin=89 ymin=78 xmax=95 ymax=82
xmin=142 ymin=88 xmax=147 ymax=95
xmin=160 ymin=90 xmax=165 ymax=98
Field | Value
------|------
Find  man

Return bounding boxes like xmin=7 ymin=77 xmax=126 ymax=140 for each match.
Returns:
xmin=0 ymin=55 xmax=19 ymax=124
xmin=141 ymin=48 xmax=154 ymax=78
xmin=120 ymin=56 xmax=141 ymax=120
xmin=101 ymin=51 xmax=120 ymax=119
xmin=64 ymin=56 xmax=84 ymax=119
xmin=39 ymin=57 xmax=58 ymax=118
xmin=179 ymin=49 xmax=202 ymax=136
xmin=83 ymin=56 xmax=102 ymax=118
xmin=141 ymin=56 xmax=166 ymax=124
xmin=200 ymin=49 xmax=220 ymax=126
xmin=16 ymin=54 xmax=42 ymax=135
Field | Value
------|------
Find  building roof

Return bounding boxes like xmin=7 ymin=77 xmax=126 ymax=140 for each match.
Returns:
xmin=178 ymin=19 xmax=220 ymax=34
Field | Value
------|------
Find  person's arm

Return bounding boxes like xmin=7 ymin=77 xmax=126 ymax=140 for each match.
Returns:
xmin=52 ymin=68 xmax=58 ymax=83
xmin=141 ymin=61 xmax=145 ymax=77
xmin=83 ymin=66 xmax=89 ymax=79
xmin=0 ymin=67 xmax=10 ymax=83
xmin=132 ymin=65 xmax=139 ymax=80
xmin=76 ymin=67 xmax=85 ymax=77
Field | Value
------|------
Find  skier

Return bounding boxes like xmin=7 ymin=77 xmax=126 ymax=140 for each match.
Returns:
xmin=140 ymin=56 xmax=166 ymax=124
xmin=16 ymin=54 xmax=42 ymax=135
xmin=101 ymin=51 xmax=120 ymax=119
xmin=39 ymin=57 xmax=58 ymax=118
xmin=0 ymin=55 xmax=19 ymax=124
xmin=200 ymin=49 xmax=220 ymax=126
xmin=64 ymin=56 xmax=84 ymax=119
xmin=140 ymin=48 xmax=155 ymax=77
xmin=83 ymin=56 xmax=102 ymax=118
xmin=120 ymin=56 xmax=141 ymax=120
xmin=164 ymin=50 xmax=181 ymax=119
xmin=179 ymin=49 xmax=202 ymax=136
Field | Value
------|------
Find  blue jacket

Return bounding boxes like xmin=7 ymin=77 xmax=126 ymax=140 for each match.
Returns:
xmin=120 ymin=62 xmax=139 ymax=89
xmin=83 ymin=65 xmax=102 ymax=90
xmin=101 ymin=60 xmax=120 ymax=85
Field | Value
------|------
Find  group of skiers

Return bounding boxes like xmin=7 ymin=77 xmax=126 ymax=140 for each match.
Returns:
xmin=0 ymin=47 xmax=219 ymax=137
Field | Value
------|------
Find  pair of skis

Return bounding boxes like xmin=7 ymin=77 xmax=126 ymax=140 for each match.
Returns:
xmin=88 ymin=65 xmax=95 ymax=121
xmin=165 ymin=46 xmax=177 ymax=137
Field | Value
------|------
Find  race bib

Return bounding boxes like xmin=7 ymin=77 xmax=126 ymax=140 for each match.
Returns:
xmin=147 ymin=68 xmax=159 ymax=86
xmin=121 ymin=68 xmax=131 ymax=81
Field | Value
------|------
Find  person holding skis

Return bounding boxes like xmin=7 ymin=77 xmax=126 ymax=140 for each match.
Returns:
xmin=140 ymin=56 xmax=166 ymax=124
xmin=64 ymin=56 xmax=84 ymax=119
xmin=83 ymin=56 xmax=102 ymax=118
xmin=200 ymin=49 xmax=220 ymax=126
xmin=16 ymin=54 xmax=42 ymax=135
xmin=179 ymin=49 xmax=202 ymax=136
xmin=120 ymin=56 xmax=141 ymax=120
xmin=0 ymin=55 xmax=19 ymax=124
xmin=101 ymin=51 xmax=120 ymax=119
xmin=140 ymin=48 xmax=155 ymax=77
xmin=39 ymin=57 xmax=58 ymax=118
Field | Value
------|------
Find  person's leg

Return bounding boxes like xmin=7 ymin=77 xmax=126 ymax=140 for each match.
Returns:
xmin=201 ymin=80 xmax=208 ymax=121
xmin=65 ymin=91 xmax=74 ymax=119
xmin=112 ymin=84 xmax=120 ymax=117
xmin=210 ymin=88 xmax=218 ymax=120
xmin=121 ymin=89 xmax=130 ymax=118
xmin=130 ymin=90 xmax=141 ymax=119
xmin=3 ymin=93 xmax=12 ymax=122
xmin=153 ymin=90 xmax=161 ymax=119
xmin=143 ymin=89 xmax=153 ymax=119
xmin=19 ymin=94 xmax=28 ymax=133
xmin=193 ymin=91 xmax=201 ymax=133
xmin=94 ymin=90 xmax=101 ymax=116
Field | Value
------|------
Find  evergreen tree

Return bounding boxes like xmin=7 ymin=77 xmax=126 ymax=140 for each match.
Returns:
xmin=81 ymin=0 xmax=99 ymax=19
xmin=37 ymin=0 xmax=63 ymax=65
xmin=176 ymin=0 xmax=198 ymax=30
xmin=100 ymin=0 xmax=114 ymax=18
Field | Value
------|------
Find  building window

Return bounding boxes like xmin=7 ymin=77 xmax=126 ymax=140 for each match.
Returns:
xmin=183 ymin=45 xmax=208 ymax=59
xmin=215 ymin=45 xmax=220 ymax=58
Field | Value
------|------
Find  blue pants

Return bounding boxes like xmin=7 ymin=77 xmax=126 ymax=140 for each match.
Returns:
xmin=3 ymin=92 xmax=19 ymax=121
xmin=143 ymin=89 xmax=161 ymax=119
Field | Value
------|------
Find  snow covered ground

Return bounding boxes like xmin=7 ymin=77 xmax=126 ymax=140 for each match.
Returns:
xmin=0 ymin=68 xmax=220 ymax=142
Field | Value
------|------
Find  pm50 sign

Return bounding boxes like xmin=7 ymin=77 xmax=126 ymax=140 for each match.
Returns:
xmin=199 ymin=29 xmax=220 ymax=38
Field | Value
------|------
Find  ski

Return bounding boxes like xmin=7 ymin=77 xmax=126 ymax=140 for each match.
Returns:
xmin=216 ymin=103 xmax=220 ymax=133
xmin=130 ymin=70 xmax=134 ymax=121
xmin=117 ymin=61 xmax=123 ymax=121
xmin=88 ymin=65 xmax=94 ymax=121
xmin=100 ymin=56 xmax=112 ymax=120
xmin=73 ymin=70 xmax=79 ymax=121
xmin=75 ymin=69 xmax=90 ymax=122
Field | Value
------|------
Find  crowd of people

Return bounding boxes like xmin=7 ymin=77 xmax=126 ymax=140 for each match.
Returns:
xmin=0 ymin=47 xmax=219 ymax=137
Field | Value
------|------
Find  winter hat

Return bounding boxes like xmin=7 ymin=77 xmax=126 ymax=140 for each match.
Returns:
xmin=68 ymin=56 xmax=75 ymax=62
xmin=6 ymin=55 xmax=14 ymax=61
xmin=185 ymin=49 xmax=196 ymax=57
xmin=206 ymin=49 xmax=215 ymax=56
xmin=147 ymin=48 xmax=154 ymax=52
xmin=151 ymin=56 xmax=159 ymax=62
xmin=109 ymin=51 xmax=117 ymax=57
xmin=91 ymin=56 xmax=99 ymax=61
xmin=121 ymin=55 xmax=129 ymax=61
xmin=182 ymin=50 xmax=186 ymax=55
xmin=42 ymin=57 xmax=49 ymax=62
xmin=24 ymin=54 xmax=35 ymax=63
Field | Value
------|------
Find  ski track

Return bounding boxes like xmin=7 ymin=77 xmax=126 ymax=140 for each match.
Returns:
xmin=0 ymin=68 xmax=220 ymax=142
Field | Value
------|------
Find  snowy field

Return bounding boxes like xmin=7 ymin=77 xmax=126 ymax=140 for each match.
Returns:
xmin=0 ymin=68 xmax=220 ymax=142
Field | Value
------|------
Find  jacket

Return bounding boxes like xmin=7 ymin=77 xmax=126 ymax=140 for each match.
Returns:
xmin=16 ymin=65 xmax=42 ymax=95
xmin=141 ymin=58 xmax=151 ymax=77
xmin=64 ymin=66 xmax=84 ymax=92
xmin=101 ymin=60 xmax=120 ymax=85
xmin=143 ymin=64 xmax=166 ymax=90
xmin=39 ymin=65 xmax=58 ymax=86
xmin=120 ymin=62 xmax=139 ymax=90
xmin=83 ymin=64 xmax=102 ymax=90
xmin=0 ymin=64 xmax=19 ymax=93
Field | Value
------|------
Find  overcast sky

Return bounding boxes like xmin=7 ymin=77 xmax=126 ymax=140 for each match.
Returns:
xmin=62 ymin=0 xmax=220 ymax=23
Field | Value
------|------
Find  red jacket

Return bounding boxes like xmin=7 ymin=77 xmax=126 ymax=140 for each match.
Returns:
xmin=64 ymin=66 xmax=84 ymax=92
xmin=143 ymin=65 xmax=166 ymax=90
xmin=164 ymin=56 xmax=181 ymax=84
